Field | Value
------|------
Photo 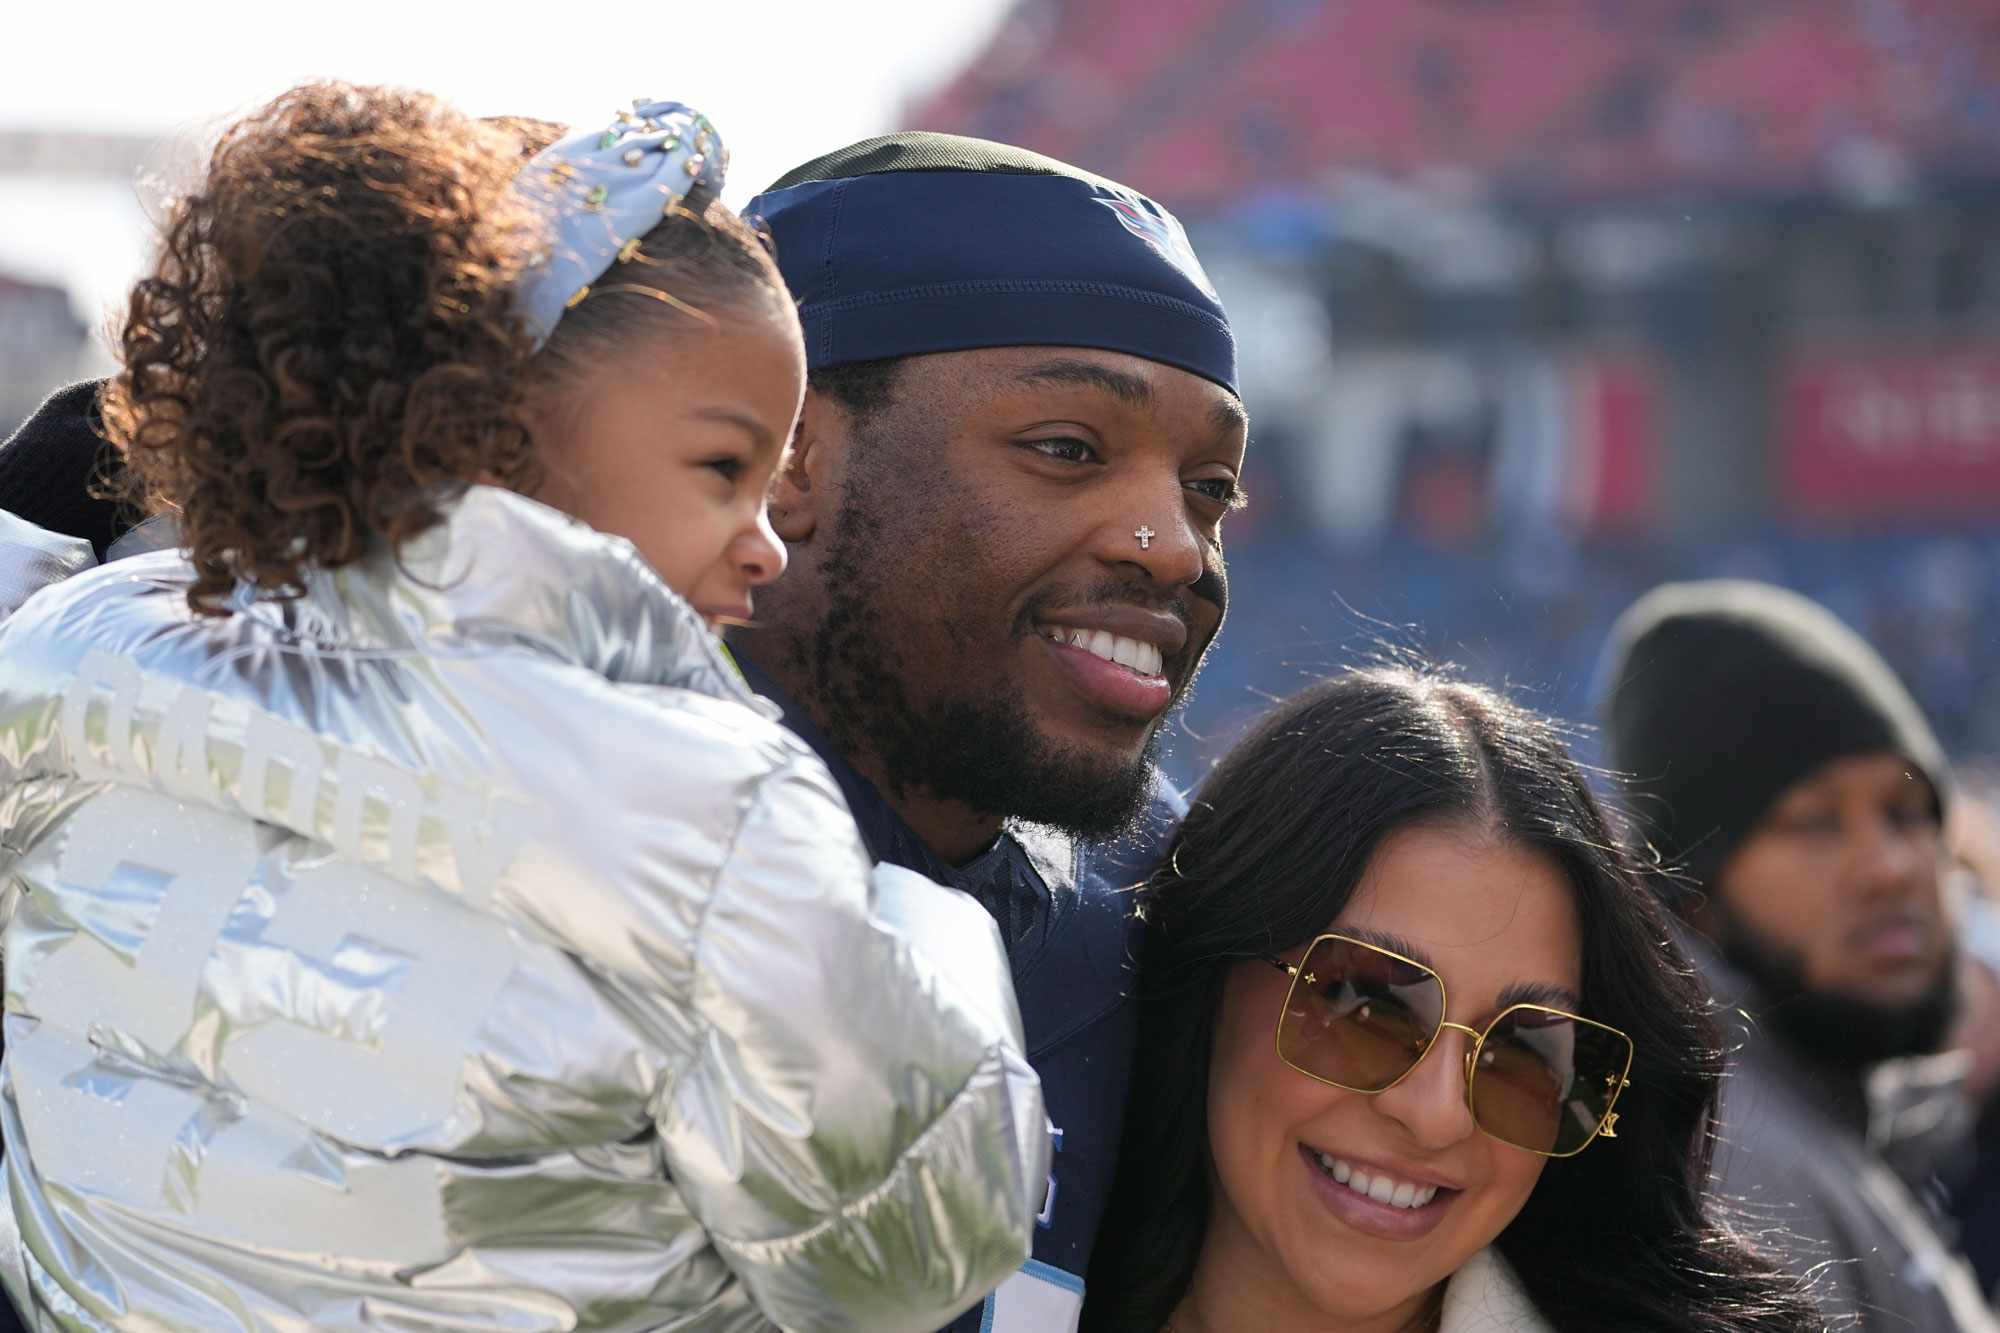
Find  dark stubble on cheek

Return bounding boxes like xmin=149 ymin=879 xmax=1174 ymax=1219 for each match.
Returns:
xmin=787 ymin=438 xmax=1164 ymax=841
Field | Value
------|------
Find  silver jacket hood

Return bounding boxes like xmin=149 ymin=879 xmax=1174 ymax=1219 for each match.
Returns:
xmin=0 ymin=486 xmax=1047 ymax=1331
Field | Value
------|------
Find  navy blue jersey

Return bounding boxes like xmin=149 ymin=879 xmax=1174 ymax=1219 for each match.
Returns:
xmin=732 ymin=654 xmax=1176 ymax=1330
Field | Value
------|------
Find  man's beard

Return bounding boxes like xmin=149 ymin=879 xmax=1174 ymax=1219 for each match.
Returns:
xmin=1715 ymin=907 xmax=1959 ymax=1073
xmin=786 ymin=480 xmax=1169 ymax=842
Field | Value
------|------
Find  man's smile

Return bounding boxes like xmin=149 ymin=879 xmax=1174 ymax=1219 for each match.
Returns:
xmin=1040 ymin=625 xmax=1167 ymax=678
xmin=1030 ymin=603 xmax=1192 ymax=724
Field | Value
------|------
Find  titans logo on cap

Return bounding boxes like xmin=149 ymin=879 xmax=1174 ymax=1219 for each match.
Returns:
xmin=1094 ymin=193 xmax=1220 ymax=303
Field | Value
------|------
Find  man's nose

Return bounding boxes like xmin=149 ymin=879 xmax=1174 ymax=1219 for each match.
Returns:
xmin=1103 ymin=488 xmax=1203 ymax=590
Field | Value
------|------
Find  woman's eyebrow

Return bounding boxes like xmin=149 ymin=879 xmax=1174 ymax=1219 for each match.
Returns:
xmin=1325 ymin=928 xmax=1585 ymax=1012
xmin=1497 ymin=979 xmax=1585 ymax=1012
xmin=1332 ymin=925 xmax=1435 ymax=969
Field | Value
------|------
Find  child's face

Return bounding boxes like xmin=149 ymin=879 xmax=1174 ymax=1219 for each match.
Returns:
xmin=531 ymin=290 xmax=805 ymax=627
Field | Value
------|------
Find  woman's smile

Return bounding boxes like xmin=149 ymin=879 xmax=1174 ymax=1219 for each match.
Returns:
xmin=1297 ymin=1143 xmax=1459 ymax=1241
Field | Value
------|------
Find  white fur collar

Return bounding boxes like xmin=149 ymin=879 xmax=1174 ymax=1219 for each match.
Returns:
xmin=1438 ymin=1249 xmax=1553 ymax=1333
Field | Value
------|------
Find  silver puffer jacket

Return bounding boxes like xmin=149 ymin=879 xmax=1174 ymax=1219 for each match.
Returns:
xmin=0 ymin=487 xmax=1047 ymax=1332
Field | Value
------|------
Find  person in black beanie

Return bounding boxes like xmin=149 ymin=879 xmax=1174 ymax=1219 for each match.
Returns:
xmin=1602 ymin=578 xmax=1994 ymax=1332
xmin=0 ymin=379 xmax=159 ymax=620
xmin=0 ymin=379 xmax=130 ymax=561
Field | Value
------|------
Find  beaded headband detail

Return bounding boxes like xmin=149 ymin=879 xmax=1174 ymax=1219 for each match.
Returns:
xmin=512 ymin=99 xmax=728 ymax=348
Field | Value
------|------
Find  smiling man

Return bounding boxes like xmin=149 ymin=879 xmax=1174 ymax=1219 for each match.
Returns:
xmin=1602 ymin=579 xmax=1994 ymax=1333
xmin=737 ymin=135 xmax=1246 ymax=1330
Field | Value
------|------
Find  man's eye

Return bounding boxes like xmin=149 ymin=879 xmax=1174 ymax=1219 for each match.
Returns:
xmin=1022 ymin=437 xmax=1100 ymax=464
xmin=1779 ymin=809 xmax=1841 ymax=837
xmin=704 ymin=456 xmax=745 ymax=482
xmin=1889 ymin=801 xmax=1935 ymax=830
xmin=1186 ymin=477 xmax=1246 ymax=508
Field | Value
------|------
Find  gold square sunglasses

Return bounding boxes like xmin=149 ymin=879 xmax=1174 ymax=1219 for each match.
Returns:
xmin=1263 ymin=932 xmax=1634 ymax=1158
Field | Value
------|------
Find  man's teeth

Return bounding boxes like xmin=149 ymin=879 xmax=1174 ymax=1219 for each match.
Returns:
xmin=1042 ymin=625 xmax=1165 ymax=677
xmin=1310 ymin=1150 xmax=1439 ymax=1210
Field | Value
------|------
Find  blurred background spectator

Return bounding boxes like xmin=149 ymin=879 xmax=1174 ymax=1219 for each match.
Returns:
xmin=0 ymin=274 xmax=87 ymax=434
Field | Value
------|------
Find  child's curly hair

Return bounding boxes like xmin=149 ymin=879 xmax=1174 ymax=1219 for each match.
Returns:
xmin=102 ymin=83 xmax=541 ymax=613
xmin=106 ymin=83 xmax=787 ymax=615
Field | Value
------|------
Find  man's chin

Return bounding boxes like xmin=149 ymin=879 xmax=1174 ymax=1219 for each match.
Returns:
xmin=865 ymin=684 xmax=1166 ymax=841
xmin=1034 ymin=714 xmax=1161 ymax=770
xmin=1842 ymin=966 xmax=1955 ymax=1014
xmin=1772 ymin=979 xmax=1958 ymax=1071
xmin=1718 ymin=915 xmax=1959 ymax=1068
xmin=992 ymin=724 xmax=1164 ymax=838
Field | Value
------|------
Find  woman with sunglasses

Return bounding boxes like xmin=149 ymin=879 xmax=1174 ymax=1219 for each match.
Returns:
xmin=1083 ymin=668 xmax=1822 ymax=1333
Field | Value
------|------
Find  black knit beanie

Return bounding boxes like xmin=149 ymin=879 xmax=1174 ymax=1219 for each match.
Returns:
xmin=1600 ymin=579 xmax=1948 ymax=892
xmin=0 ymin=378 xmax=130 ymax=561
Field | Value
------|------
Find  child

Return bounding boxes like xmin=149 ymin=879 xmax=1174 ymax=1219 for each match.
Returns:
xmin=0 ymin=83 xmax=1045 ymax=1332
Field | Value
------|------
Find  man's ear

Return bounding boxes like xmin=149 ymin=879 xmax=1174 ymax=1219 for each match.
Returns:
xmin=771 ymin=389 xmax=841 ymax=543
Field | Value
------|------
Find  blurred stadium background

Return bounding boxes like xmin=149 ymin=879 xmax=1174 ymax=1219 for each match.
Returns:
xmin=5 ymin=0 xmax=2000 ymax=787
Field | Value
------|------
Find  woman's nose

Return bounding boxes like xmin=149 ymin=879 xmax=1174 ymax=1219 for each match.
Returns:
xmin=1371 ymin=1026 xmax=1479 ymax=1151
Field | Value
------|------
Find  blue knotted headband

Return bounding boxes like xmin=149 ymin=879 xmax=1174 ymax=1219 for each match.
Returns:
xmin=511 ymin=99 xmax=728 ymax=348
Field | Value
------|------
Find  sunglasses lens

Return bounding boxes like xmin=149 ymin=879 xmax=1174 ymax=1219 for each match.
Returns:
xmin=1278 ymin=938 xmax=1444 ymax=1092
xmin=1470 ymin=1008 xmax=1631 ymax=1155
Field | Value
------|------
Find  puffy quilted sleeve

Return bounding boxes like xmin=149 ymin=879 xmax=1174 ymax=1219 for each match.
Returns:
xmin=0 ymin=509 xmax=95 ymax=621
xmin=652 ymin=742 xmax=1048 ymax=1332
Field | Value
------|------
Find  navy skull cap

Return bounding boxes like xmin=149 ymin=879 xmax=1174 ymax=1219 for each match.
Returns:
xmin=745 ymin=132 xmax=1238 ymax=396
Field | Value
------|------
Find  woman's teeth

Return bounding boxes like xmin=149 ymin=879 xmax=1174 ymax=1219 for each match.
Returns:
xmin=1311 ymin=1150 xmax=1439 ymax=1210
xmin=1042 ymin=625 xmax=1165 ymax=677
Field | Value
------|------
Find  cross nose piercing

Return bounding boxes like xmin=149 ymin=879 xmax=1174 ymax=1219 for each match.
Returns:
xmin=1135 ymin=525 xmax=1156 ymax=550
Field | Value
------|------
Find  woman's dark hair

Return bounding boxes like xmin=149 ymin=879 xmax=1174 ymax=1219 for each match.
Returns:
xmin=1083 ymin=667 xmax=1821 ymax=1333
xmin=105 ymin=82 xmax=786 ymax=614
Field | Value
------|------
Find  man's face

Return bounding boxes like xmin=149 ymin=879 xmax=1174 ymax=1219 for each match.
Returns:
xmin=1713 ymin=751 xmax=1953 ymax=1049
xmin=776 ymin=346 xmax=1247 ymax=837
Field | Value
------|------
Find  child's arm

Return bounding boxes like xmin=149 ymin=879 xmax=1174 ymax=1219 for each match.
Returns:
xmin=652 ymin=742 xmax=1049 ymax=1332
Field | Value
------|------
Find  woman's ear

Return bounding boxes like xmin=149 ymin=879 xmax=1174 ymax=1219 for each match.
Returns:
xmin=769 ymin=389 xmax=835 ymax=543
